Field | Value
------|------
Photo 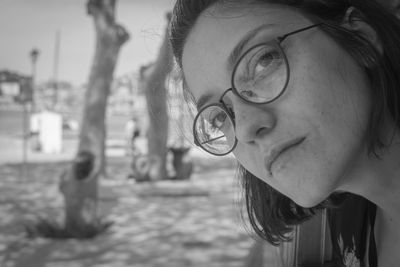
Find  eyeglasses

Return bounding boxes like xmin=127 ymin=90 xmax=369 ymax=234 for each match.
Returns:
xmin=193 ymin=23 xmax=322 ymax=156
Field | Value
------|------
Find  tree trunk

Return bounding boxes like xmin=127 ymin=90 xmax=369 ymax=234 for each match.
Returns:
xmin=140 ymin=13 xmax=172 ymax=181
xmin=59 ymin=0 xmax=129 ymax=232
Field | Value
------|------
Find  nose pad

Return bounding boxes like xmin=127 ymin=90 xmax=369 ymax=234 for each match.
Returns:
xmin=233 ymin=99 xmax=276 ymax=144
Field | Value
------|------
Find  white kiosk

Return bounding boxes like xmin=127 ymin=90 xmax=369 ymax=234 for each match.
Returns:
xmin=30 ymin=110 xmax=62 ymax=154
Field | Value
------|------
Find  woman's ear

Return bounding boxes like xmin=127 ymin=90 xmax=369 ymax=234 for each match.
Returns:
xmin=341 ymin=7 xmax=383 ymax=56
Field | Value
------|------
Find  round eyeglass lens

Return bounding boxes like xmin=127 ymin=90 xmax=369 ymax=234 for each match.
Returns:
xmin=232 ymin=42 xmax=288 ymax=103
xmin=194 ymin=105 xmax=236 ymax=155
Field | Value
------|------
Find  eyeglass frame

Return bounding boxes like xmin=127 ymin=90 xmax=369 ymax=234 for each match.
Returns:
xmin=193 ymin=23 xmax=323 ymax=156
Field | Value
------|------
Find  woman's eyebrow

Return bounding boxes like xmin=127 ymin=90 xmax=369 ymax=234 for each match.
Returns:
xmin=227 ymin=23 xmax=275 ymax=70
xmin=196 ymin=93 xmax=213 ymax=110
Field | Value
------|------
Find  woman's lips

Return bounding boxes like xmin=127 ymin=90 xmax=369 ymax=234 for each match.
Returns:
xmin=265 ymin=136 xmax=306 ymax=175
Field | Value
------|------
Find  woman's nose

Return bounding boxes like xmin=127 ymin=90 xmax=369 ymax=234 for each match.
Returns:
xmin=232 ymin=99 xmax=276 ymax=145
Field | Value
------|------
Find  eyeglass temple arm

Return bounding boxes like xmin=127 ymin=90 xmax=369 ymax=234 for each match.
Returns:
xmin=278 ymin=23 xmax=323 ymax=43
xmin=194 ymin=135 xmax=226 ymax=146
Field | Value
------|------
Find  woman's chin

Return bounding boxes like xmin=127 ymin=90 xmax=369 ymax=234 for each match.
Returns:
xmin=288 ymin=190 xmax=330 ymax=208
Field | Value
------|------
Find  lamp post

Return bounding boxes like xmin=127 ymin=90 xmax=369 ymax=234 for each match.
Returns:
xmin=22 ymin=48 xmax=40 ymax=180
xmin=29 ymin=48 xmax=40 ymax=112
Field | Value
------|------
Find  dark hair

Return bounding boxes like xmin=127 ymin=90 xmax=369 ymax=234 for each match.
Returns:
xmin=170 ymin=0 xmax=400 ymax=245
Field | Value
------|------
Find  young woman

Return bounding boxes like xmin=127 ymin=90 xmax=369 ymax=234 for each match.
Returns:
xmin=169 ymin=0 xmax=400 ymax=266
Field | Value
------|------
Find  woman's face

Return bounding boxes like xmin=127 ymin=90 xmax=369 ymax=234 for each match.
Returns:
xmin=182 ymin=3 xmax=372 ymax=207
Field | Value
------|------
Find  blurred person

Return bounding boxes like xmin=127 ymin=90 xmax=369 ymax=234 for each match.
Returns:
xmin=125 ymin=116 xmax=140 ymax=156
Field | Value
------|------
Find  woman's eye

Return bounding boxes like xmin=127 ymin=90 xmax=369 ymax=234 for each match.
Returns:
xmin=254 ymin=51 xmax=279 ymax=76
xmin=211 ymin=112 xmax=227 ymax=129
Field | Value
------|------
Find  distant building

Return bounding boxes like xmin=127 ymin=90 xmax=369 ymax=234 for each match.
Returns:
xmin=0 ymin=70 xmax=32 ymax=109
xmin=36 ymin=80 xmax=82 ymax=113
xmin=108 ymin=72 xmax=146 ymax=116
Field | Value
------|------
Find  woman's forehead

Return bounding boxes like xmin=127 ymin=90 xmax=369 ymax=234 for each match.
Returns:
xmin=182 ymin=4 xmax=308 ymax=97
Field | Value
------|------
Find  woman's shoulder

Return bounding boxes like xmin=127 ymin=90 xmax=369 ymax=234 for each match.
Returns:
xmin=327 ymin=193 xmax=376 ymax=267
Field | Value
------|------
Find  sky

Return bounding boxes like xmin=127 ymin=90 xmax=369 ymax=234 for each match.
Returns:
xmin=0 ymin=0 xmax=175 ymax=86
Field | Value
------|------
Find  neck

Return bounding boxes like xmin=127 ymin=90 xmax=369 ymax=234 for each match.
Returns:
xmin=339 ymin=124 xmax=400 ymax=222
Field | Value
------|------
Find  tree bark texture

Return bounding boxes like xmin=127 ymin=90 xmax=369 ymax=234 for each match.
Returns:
xmin=141 ymin=13 xmax=172 ymax=181
xmin=60 ymin=0 xmax=129 ymax=230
